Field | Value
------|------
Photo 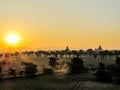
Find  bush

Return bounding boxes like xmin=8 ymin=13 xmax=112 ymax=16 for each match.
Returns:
xmin=1 ymin=61 xmax=6 ymax=65
xmin=107 ymin=64 xmax=120 ymax=83
xmin=8 ymin=68 xmax=16 ymax=77
xmin=19 ymin=71 xmax=25 ymax=76
xmin=107 ymin=64 xmax=120 ymax=77
xmin=95 ymin=70 xmax=112 ymax=82
xmin=99 ymin=62 xmax=105 ymax=70
xmin=21 ymin=62 xmax=37 ymax=76
xmin=49 ymin=57 xmax=57 ymax=68
xmin=43 ymin=68 xmax=53 ymax=75
xmin=69 ymin=57 xmax=84 ymax=74
xmin=115 ymin=57 xmax=120 ymax=65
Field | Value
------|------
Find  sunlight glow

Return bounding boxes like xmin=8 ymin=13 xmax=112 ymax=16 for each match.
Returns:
xmin=5 ymin=33 xmax=20 ymax=44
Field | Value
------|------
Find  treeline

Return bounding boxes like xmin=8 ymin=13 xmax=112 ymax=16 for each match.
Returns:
xmin=1 ymin=49 xmax=120 ymax=60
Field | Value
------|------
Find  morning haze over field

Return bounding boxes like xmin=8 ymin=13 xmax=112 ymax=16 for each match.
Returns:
xmin=0 ymin=0 xmax=120 ymax=49
xmin=1 ymin=1 xmax=120 ymax=90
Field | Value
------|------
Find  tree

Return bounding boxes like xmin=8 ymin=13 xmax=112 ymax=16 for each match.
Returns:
xmin=95 ymin=62 xmax=112 ymax=82
xmin=35 ymin=50 xmax=42 ymax=57
xmin=14 ymin=51 xmax=20 ymax=57
xmin=43 ymin=68 xmax=53 ymax=75
xmin=21 ymin=62 xmax=37 ymax=76
xmin=8 ymin=67 xmax=16 ymax=77
xmin=108 ymin=51 xmax=113 ymax=60
xmin=99 ymin=62 xmax=105 ymax=70
xmin=86 ymin=49 xmax=95 ymax=57
xmin=69 ymin=57 xmax=84 ymax=74
xmin=49 ymin=57 xmax=57 ymax=69
xmin=71 ymin=50 xmax=79 ymax=57
xmin=79 ymin=50 xmax=84 ymax=56
xmin=107 ymin=64 xmax=120 ymax=83
xmin=99 ymin=51 xmax=105 ymax=60
xmin=114 ymin=50 xmax=120 ymax=57
xmin=95 ymin=70 xmax=112 ymax=82
xmin=115 ymin=57 xmax=120 ymax=65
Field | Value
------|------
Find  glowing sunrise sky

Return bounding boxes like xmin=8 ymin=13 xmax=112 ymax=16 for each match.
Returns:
xmin=0 ymin=0 xmax=120 ymax=49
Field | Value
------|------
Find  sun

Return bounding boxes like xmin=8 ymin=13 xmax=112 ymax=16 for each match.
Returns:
xmin=5 ymin=33 xmax=20 ymax=44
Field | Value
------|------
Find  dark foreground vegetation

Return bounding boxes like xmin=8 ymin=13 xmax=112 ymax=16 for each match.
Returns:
xmin=95 ymin=57 xmax=120 ymax=84
xmin=0 ymin=74 xmax=120 ymax=90
xmin=0 ymin=47 xmax=120 ymax=89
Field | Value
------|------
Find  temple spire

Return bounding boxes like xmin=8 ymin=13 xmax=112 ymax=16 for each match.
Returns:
xmin=65 ymin=46 xmax=70 ymax=52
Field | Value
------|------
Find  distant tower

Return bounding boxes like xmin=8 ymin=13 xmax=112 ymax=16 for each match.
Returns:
xmin=97 ymin=45 xmax=103 ymax=51
xmin=65 ymin=46 xmax=70 ymax=52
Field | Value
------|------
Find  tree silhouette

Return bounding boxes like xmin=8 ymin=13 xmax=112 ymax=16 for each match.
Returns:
xmin=21 ymin=62 xmax=37 ymax=76
xmin=79 ymin=49 xmax=85 ymax=57
xmin=71 ymin=50 xmax=79 ymax=57
xmin=107 ymin=64 xmax=120 ymax=83
xmin=114 ymin=50 xmax=120 ymax=57
xmin=115 ymin=57 xmax=120 ymax=65
xmin=86 ymin=49 xmax=95 ymax=57
xmin=49 ymin=57 xmax=57 ymax=69
xmin=14 ymin=51 xmax=20 ymax=57
xmin=69 ymin=57 xmax=84 ymax=74
xmin=35 ymin=50 xmax=42 ymax=57
xmin=99 ymin=51 xmax=105 ymax=60
xmin=8 ymin=67 xmax=16 ymax=77
xmin=95 ymin=70 xmax=112 ymax=82
xmin=99 ymin=62 xmax=105 ymax=70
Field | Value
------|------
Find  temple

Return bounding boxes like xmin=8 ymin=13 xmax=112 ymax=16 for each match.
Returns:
xmin=95 ymin=45 xmax=103 ymax=52
xmin=65 ymin=46 xmax=70 ymax=52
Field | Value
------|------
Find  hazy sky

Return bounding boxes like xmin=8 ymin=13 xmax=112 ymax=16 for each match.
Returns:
xmin=0 ymin=0 xmax=120 ymax=49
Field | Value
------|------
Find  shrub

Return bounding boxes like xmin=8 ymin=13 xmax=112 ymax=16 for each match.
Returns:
xmin=8 ymin=68 xmax=16 ymax=77
xmin=99 ymin=62 xmax=105 ymax=70
xmin=43 ymin=68 xmax=53 ymax=75
xmin=107 ymin=64 xmax=120 ymax=83
xmin=19 ymin=71 xmax=25 ymax=76
xmin=21 ymin=62 xmax=37 ymax=76
xmin=95 ymin=70 xmax=112 ymax=82
xmin=115 ymin=57 xmax=120 ymax=65
xmin=107 ymin=64 xmax=120 ymax=77
xmin=69 ymin=57 xmax=84 ymax=74
xmin=1 ymin=61 xmax=6 ymax=65
xmin=49 ymin=57 xmax=57 ymax=68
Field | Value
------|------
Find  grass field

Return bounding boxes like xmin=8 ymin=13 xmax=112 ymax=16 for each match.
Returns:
xmin=0 ymin=74 xmax=120 ymax=90
xmin=0 ymin=55 xmax=116 ymax=77
xmin=0 ymin=55 xmax=119 ymax=90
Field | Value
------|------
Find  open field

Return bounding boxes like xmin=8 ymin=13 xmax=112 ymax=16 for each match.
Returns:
xmin=0 ymin=54 xmax=119 ymax=90
xmin=0 ymin=55 xmax=117 ymax=78
xmin=0 ymin=74 xmax=120 ymax=90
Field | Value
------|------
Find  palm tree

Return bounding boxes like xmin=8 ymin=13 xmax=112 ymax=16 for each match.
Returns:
xmin=49 ymin=57 xmax=57 ymax=70
xmin=86 ymin=48 xmax=96 ymax=60
xmin=86 ymin=48 xmax=95 ymax=57
xmin=99 ymin=51 xmax=105 ymax=60
xmin=71 ymin=50 xmax=79 ymax=57
xmin=114 ymin=50 xmax=120 ymax=57
xmin=79 ymin=49 xmax=84 ymax=58
xmin=108 ymin=51 xmax=113 ymax=61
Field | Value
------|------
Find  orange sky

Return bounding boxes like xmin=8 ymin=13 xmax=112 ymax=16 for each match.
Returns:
xmin=0 ymin=0 xmax=120 ymax=50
